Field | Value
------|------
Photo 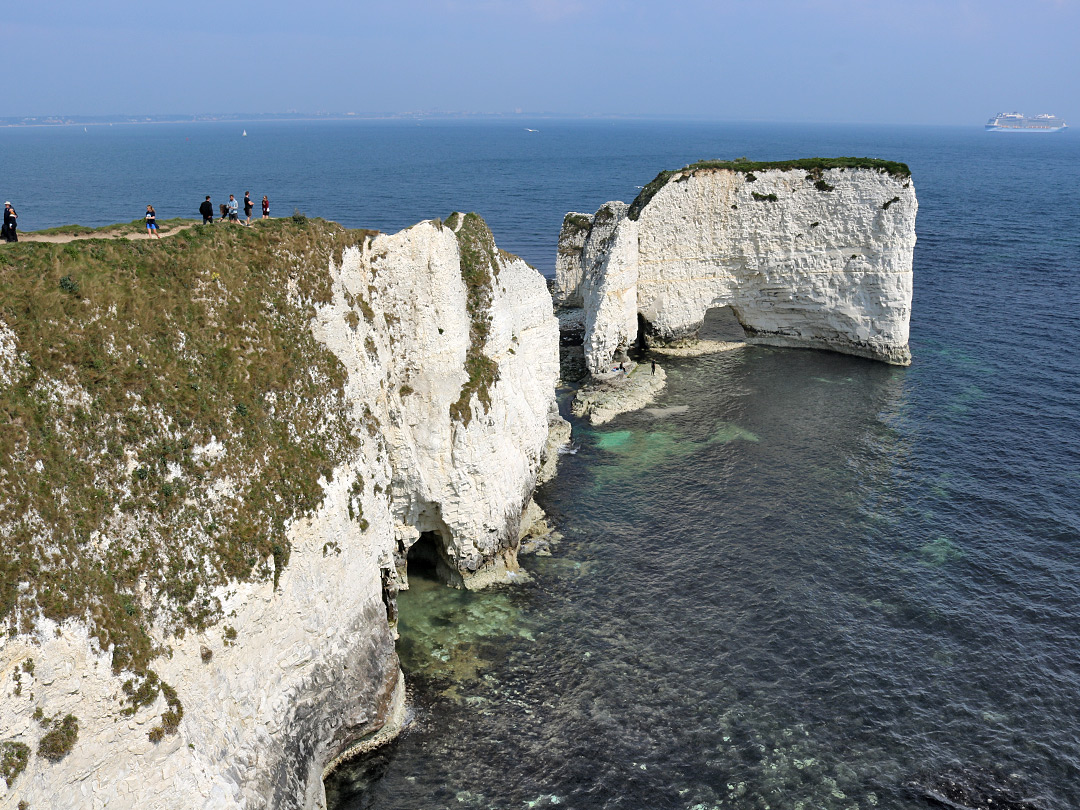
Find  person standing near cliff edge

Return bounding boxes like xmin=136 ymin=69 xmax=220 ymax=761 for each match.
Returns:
xmin=145 ymin=204 xmax=160 ymax=239
xmin=2 ymin=201 xmax=17 ymax=242
xmin=200 ymin=195 xmax=214 ymax=224
xmin=243 ymin=191 xmax=254 ymax=225
xmin=262 ymin=195 xmax=269 ymax=219
xmin=227 ymin=195 xmax=239 ymax=223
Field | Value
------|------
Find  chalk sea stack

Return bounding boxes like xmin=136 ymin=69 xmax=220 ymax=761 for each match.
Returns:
xmin=555 ymin=158 xmax=917 ymax=374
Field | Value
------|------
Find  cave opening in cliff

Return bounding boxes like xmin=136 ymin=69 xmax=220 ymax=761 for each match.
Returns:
xmin=407 ymin=531 xmax=462 ymax=588
xmin=700 ymin=305 xmax=748 ymax=342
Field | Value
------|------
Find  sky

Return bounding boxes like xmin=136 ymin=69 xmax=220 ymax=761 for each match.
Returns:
xmin=4 ymin=0 xmax=1078 ymax=125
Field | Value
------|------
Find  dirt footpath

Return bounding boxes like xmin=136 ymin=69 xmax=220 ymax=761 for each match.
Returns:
xmin=11 ymin=221 xmax=207 ymax=244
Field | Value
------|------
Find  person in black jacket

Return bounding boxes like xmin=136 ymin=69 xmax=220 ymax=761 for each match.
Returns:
xmin=2 ymin=202 xmax=17 ymax=242
xmin=199 ymin=196 xmax=214 ymax=224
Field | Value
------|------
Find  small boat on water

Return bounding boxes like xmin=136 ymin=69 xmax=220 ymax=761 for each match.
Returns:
xmin=242 ymin=129 xmax=247 ymax=137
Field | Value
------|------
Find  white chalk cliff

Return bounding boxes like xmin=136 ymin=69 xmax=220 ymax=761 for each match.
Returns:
xmin=0 ymin=216 xmax=560 ymax=809
xmin=558 ymin=162 xmax=917 ymax=373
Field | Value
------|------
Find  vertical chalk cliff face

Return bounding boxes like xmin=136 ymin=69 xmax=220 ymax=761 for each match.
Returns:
xmin=0 ymin=217 xmax=559 ymax=809
xmin=554 ymin=212 xmax=592 ymax=307
xmin=554 ymin=202 xmax=630 ymax=311
xmin=564 ymin=161 xmax=917 ymax=374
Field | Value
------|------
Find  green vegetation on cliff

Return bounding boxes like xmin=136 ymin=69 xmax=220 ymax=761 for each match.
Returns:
xmin=37 ymin=714 xmax=78 ymax=762
xmin=1 ymin=741 xmax=30 ymax=786
xmin=445 ymin=212 xmax=500 ymax=427
xmin=628 ymin=157 xmax=912 ymax=220
xmin=0 ymin=219 xmax=375 ymax=676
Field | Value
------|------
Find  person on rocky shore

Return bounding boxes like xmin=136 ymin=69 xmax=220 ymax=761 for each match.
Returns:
xmin=2 ymin=201 xmax=17 ymax=242
xmin=199 ymin=196 xmax=214 ymax=224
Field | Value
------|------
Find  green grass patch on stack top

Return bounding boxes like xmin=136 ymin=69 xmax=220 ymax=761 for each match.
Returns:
xmin=445 ymin=212 xmax=500 ymax=427
xmin=561 ymin=212 xmax=593 ymax=238
xmin=0 ymin=218 xmax=376 ymax=678
xmin=628 ymin=157 xmax=912 ymax=220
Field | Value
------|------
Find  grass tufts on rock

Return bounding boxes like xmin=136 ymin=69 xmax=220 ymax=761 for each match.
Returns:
xmin=447 ymin=213 xmax=500 ymax=427
xmin=1 ymin=741 xmax=30 ymax=787
xmin=561 ymin=212 xmax=593 ymax=235
xmin=37 ymin=714 xmax=78 ymax=762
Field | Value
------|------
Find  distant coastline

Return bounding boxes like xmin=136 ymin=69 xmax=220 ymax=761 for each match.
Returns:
xmin=0 ymin=111 xmax=743 ymax=129
xmin=1 ymin=113 xmax=1014 ymax=129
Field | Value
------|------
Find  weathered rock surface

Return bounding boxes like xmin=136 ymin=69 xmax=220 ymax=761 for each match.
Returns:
xmin=554 ymin=212 xmax=592 ymax=307
xmin=563 ymin=162 xmax=917 ymax=375
xmin=570 ymin=362 xmax=667 ymax=425
xmin=0 ymin=216 xmax=559 ymax=809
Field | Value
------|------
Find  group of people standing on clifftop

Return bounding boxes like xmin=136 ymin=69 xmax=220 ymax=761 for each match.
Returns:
xmin=198 ymin=192 xmax=270 ymax=227
xmin=0 ymin=194 xmax=276 ymax=241
xmin=142 ymin=191 xmax=271 ymax=238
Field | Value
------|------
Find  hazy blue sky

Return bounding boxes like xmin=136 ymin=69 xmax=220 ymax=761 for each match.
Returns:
xmin=6 ymin=0 xmax=1077 ymax=124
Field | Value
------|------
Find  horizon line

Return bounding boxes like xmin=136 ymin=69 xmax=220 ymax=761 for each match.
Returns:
xmin=0 ymin=111 xmax=1001 ymax=129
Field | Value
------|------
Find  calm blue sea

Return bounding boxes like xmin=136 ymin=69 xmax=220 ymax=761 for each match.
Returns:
xmin=5 ymin=120 xmax=1078 ymax=809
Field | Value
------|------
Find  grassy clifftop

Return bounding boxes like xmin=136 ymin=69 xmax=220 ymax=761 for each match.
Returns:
xmin=0 ymin=219 xmax=377 ymax=676
xmin=628 ymin=157 xmax=913 ymax=220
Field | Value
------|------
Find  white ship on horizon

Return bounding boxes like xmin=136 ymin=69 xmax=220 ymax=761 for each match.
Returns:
xmin=985 ymin=112 xmax=1067 ymax=132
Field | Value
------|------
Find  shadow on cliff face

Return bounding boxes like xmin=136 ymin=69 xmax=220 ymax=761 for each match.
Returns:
xmin=324 ymin=745 xmax=396 ymax=810
xmin=406 ymin=531 xmax=461 ymax=587
xmin=637 ymin=304 xmax=748 ymax=350
xmin=406 ymin=533 xmax=440 ymax=581
xmin=700 ymin=305 xmax=749 ymax=342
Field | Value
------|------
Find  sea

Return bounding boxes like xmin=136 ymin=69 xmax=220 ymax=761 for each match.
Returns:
xmin=3 ymin=119 xmax=1078 ymax=810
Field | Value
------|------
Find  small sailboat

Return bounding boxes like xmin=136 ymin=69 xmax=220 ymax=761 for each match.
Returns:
xmin=242 ymin=129 xmax=247 ymax=137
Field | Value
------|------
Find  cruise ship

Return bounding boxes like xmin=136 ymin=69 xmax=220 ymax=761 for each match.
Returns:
xmin=985 ymin=112 xmax=1067 ymax=132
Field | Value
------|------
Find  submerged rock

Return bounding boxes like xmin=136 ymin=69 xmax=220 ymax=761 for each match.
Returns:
xmin=906 ymin=767 xmax=1048 ymax=810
